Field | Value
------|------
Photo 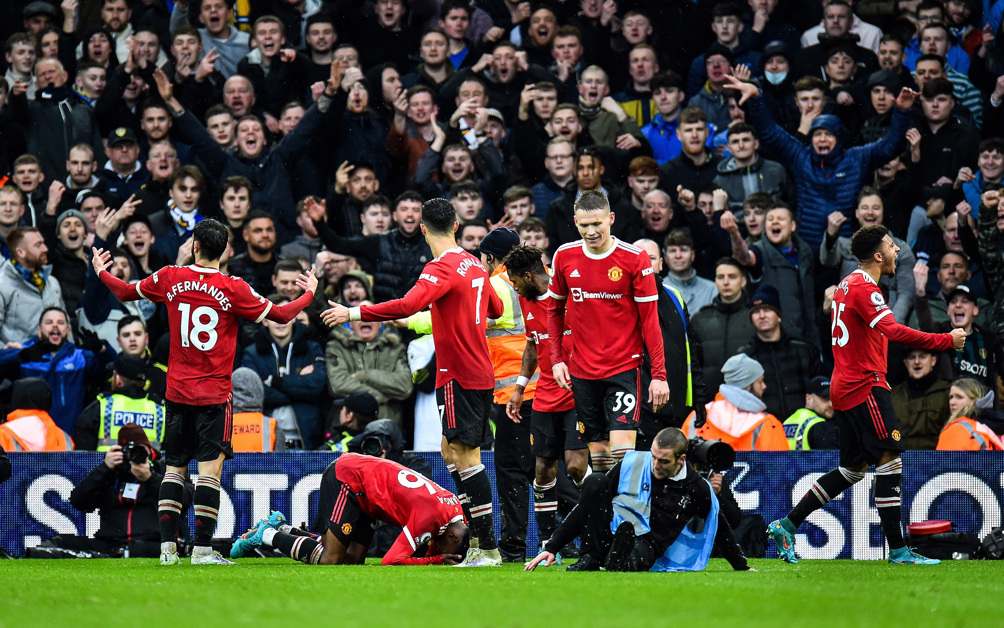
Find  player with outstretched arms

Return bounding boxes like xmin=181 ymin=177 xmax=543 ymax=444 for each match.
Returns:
xmin=767 ymin=225 xmax=966 ymax=565
xmin=322 ymin=198 xmax=505 ymax=567
xmin=546 ymin=191 xmax=668 ymax=479
xmin=92 ymin=219 xmax=318 ymax=565
xmin=504 ymin=245 xmax=590 ymax=554
xmin=232 ymin=453 xmax=469 ymax=565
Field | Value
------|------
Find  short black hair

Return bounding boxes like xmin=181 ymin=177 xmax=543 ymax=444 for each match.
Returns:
xmin=394 ymin=190 xmax=424 ymax=208
xmin=727 ymin=122 xmax=757 ymax=139
xmin=921 ymin=76 xmax=954 ymax=99
xmin=116 ymin=315 xmax=145 ymax=333
xmin=502 ymin=245 xmax=546 ymax=277
xmin=193 ymin=218 xmax=230 ymax=262
xmin=979 ymin=137 xmax=1004 ymax=155
xmin=440 ymin=0 xmax=470 ymax=20
xmin=422 ymin=197 xmax=458 ymax=234
xmin=362 ymin=194 xmax=391 ymax=211
xmin=714 ymin=256 xmax=745 ymax=274
xmin=850 ymin=225 xmax=890 ymax=261
xmin=242 ymin=209 xmax=274 ymax=229
xmin=38 ymin=306 xmax=69 ymax=325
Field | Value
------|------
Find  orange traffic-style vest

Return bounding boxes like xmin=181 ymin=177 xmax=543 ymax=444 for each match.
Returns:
xmin=487 ymin=268 xmax=538 ymax=405
xmin=0 ymin=409 xmax=74 ymax=452
xmin=937 ymin=417 xmax=1004 ymax=451
xmin=682 ymin=394 xmax=789 ymax=451
xmin=230 ymin=412 xmax=278 ymax=452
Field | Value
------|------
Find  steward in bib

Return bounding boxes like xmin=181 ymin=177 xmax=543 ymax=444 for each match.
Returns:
xmin=525 ymin=428 xmax=750 ymax=572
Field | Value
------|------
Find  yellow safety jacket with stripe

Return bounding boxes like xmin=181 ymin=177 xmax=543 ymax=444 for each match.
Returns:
xmin=96 ymin=393 xmax=165 ymax=451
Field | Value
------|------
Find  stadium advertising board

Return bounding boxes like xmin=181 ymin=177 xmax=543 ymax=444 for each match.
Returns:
xmin=2 ymin=452 xmax=1001 ymax=558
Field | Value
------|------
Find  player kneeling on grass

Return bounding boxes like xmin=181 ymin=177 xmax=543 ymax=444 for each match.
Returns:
xmin=525 ymin=428 xmax=750 ymax=572
xmin=232 ymin=453 xmax=468 ymax=565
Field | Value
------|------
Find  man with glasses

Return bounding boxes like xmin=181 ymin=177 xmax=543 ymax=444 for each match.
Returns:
xmin=532 ymin=138 xmax=576 ymax=221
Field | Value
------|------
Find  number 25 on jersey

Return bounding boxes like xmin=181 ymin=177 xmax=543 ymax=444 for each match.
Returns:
xmin=831 ymin=302 xmax=849 ymax=347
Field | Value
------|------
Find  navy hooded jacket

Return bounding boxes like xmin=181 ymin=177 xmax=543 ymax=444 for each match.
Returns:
xmin=746 ymin=95 xmax=911 ymax=248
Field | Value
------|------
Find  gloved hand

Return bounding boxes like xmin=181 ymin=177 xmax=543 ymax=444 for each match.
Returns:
xmin=19 ymin=340 xmax=56 ymax=362
xmin=76 ymin=327 xmax=106 ymax=354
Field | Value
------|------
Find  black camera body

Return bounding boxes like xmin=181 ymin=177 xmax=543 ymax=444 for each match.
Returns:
xmin=687 ymin=438 xmax=735 ymax=473
xmin=121 ymin=441 xmax=149 ymax=466
xmin=359 ymin=433 xmax=390 ymax=457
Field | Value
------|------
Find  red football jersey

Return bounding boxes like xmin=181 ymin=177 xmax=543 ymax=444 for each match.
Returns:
xmin=356 ymin=247 xmax=502 ymax=390
xmin=520 ymin=293 xmax=574 ymax=412
xmin=334 ymin=453 xmax=464 ymax=565
xmin=135 ymin=265 xmax=272 ymax=405
xmin=546 ymin=239 xmax=666 ymax=380
xmin=830 ymin=269 xmax=954 ymax=410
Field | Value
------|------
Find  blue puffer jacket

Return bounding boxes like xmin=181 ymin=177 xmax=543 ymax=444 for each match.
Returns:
xmin=746 ymin=95 xmax=911 ymax=248
xmin=0 ymin=338 xmax=100 ymax=435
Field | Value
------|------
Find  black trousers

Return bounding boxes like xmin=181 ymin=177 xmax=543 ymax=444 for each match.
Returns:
xmin=573 ymin=475 xmax=655 ymax=571
xmin=492 ymin=402 xmax=533 ymax=558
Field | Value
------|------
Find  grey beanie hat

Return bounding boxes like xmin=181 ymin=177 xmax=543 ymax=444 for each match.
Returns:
xmin=56 ymin=209 xmax=89 ymax=233
xmin=231 ymin=367 xmax=264 ymax=412
xmin=722 ymin=354 xmax=765 ymax=389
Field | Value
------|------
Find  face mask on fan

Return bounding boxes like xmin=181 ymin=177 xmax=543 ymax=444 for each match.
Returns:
xmin=765 ymin=70 xmax=788 ymax=85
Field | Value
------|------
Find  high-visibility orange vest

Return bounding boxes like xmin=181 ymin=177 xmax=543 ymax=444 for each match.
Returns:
xmin=230 ymin=411 xmax=278 ymax=452
xmin=682 ymin=393 xmax=789 ymax=451
xmin=0 ymin=409 xmax=74 ymax=452
xmin=936 ymin=417 xmax=1004 ymax=451
xmin=487 ymin=268 xmax=538 ymax=405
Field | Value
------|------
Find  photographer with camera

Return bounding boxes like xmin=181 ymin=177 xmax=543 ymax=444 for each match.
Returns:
xmin=320 ymin=392 xmax=379 ymax=453
xmin=525 ymin=428 xmax=750 ymax=572
xmin=31 ymin=424 xmax=190 ymax=558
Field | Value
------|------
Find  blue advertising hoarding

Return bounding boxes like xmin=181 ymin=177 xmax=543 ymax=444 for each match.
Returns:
xmin=1 ymin=451 xmax=1001 ymax=558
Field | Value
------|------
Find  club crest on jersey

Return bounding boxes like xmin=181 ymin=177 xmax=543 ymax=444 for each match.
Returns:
xmin=341 ymin=523 xmax=353 ymax=536
xmin=576 ymin=421 xmax=585 ymax=434
xmin=891 ymin=429 xmax=901 ymax=442
xmin=608 ymin=266 xmax=623 ymax=281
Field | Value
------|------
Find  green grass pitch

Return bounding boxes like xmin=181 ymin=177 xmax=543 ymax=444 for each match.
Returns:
xmin=2 ymin=558 xmax=1002 ymax=627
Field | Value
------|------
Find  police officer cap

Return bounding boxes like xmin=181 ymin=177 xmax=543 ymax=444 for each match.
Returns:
xmin=479 ymin=227 xmax=520 ymax=259
xmin=114 ymin=354 xmax=148 ymax=381
xmin=342 ymin=391 xmax=379 ymax=418
xmin=807 ymin=376 xmax=830 ymax=399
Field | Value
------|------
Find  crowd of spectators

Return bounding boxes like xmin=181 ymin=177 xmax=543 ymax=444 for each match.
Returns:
xmin=0 ymin=0 xmax=1003 ymax=456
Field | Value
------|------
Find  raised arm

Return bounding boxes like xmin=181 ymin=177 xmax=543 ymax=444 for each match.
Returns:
xmin=321 ymin=267 xmax=449 ymax=327
xmin=872 ymin=308 xmax=961 ymax=351
xmin=265 ymin=271 xmax=318 ymax=323
xmin=93 ymin=249 xmax=143 ymax=302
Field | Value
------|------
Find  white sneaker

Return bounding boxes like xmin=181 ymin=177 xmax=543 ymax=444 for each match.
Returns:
xmin=160 ymin=542 xmax=179 ymax=566
xmin=190 ymin=549 xmax=235 ymax=565
xmin=160 ymin=552 xmax=180 ymax=566
xmin=453 ymin=547 xmax=503 ymax=568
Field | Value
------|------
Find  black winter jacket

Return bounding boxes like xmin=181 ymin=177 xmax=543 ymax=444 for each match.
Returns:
xmin=736 ymin=333 xmax=822 ymax=420
xmin=690 ymin=296 xmax=754 ymax=393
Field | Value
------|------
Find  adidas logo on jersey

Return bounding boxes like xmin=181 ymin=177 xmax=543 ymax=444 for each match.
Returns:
xmin=570 ymin=269 xmax=581 ymax=277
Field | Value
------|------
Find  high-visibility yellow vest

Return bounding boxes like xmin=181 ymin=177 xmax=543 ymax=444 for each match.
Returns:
xmin=782 ymin=408 xmax=826 ymax=451
xmin=97 ymin=393 xmax=164 ymax=451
